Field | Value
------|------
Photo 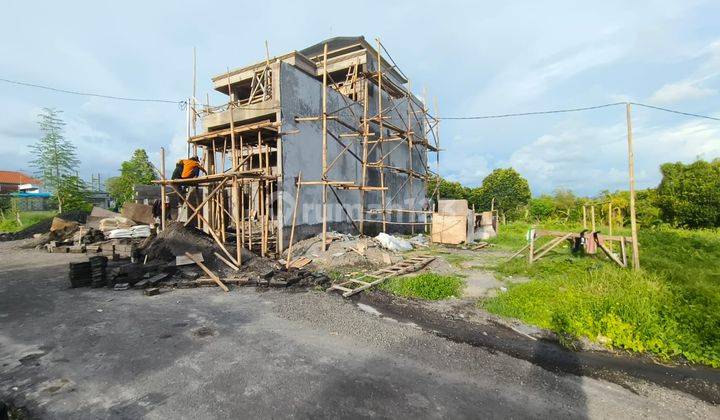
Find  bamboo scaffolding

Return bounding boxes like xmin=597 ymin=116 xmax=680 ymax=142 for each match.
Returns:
xmin=161 ymin=39 xmax=438 ymax=266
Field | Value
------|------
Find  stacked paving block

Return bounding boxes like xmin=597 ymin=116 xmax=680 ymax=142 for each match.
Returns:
xmin=89 ymin=256 xmax=108 ymax=288
xmin=68 ymin=262 xmax=92 ymax=288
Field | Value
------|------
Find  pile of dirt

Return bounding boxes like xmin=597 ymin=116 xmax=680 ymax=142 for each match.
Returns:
xmin=0 ymin=210 xmax=89 ymax=242
xmin=139 ymin=222 xmax=254 ymax=274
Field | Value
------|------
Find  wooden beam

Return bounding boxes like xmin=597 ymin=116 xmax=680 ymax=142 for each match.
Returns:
xmin=214 ymin=251 xmax=239 ymax=271
xmin=596 ymin=235 xmax=625 ymax=268
xmin=533 ymin=233 xmax=573 ymax=261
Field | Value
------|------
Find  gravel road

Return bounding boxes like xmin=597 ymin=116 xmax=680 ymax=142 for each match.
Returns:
xmin=1 ymin=240 xmax=717 ymax=419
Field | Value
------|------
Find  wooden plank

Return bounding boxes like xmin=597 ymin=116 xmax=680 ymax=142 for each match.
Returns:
xmin=176 ymin=252 xmax=204 ymax=266
xmin=431 ymin=213 xmax=466 ymax=244
xmin=533 ymin=233 xmax=572 ymax=261
xmin=288 ymin=256 xmax=311 ymax=268
xmin=596 ymin=236 xmax=626 ymax=268
xmin=184 ymin=252 xmax=229 ymax=292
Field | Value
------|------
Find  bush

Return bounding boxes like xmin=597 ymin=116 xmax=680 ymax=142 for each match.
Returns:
xmin=381 ymin=273 xmax=464 ymax=300
xmin=528 ymin=196 xmax=556 ymax=221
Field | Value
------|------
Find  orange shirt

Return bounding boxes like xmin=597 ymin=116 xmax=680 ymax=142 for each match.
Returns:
xmin=181 ymin=159 xmax=201 ymax=178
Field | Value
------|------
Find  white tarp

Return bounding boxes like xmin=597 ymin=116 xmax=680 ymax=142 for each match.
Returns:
xmin=375 ymin=232 xmax=413 ymax=252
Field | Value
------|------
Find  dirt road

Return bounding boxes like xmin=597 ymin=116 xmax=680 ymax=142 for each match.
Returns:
xmin=1 ymin=240 xmax=717 ymax=418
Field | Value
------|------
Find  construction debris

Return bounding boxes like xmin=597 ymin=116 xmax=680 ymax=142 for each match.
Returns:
xmin=120 ymin=203 xmax=155 ymax=225
xmin=107 ymin=225 xmax=152 ymax=239
xmin=99 ymin=216 xmax=135 ymax=232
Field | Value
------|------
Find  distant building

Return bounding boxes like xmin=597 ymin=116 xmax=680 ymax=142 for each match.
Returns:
xmin=0 ymin=171 xmax=42 ymax=193
xmin=89 ymin=191 xmax=114 ymax=210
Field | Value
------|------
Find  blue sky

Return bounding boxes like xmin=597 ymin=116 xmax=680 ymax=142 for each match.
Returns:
xmin=1 ymin=0 xmax=718 ymax=196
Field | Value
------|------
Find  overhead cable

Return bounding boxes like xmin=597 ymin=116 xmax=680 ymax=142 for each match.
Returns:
xmin=0 ymin=77 xmax=184 ymax=105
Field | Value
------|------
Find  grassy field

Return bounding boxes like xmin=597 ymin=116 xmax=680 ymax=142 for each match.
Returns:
xmin=0 ymin=210 xmax=57 ymax=233
xmin=483 ymin=221 xmax=720 ymax=367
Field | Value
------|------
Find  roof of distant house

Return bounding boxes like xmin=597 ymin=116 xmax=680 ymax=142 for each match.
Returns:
xmin=0 ymin=171 xmax=41 ymax=185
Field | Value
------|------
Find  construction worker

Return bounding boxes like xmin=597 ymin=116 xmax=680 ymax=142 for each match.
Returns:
xmin=171 ymin=156 xmax=205 ymax=193
xmin=171 ymin=156 xmax=205 ymax=180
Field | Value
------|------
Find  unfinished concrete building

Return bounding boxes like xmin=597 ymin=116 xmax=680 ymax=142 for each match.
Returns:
xmin=157 ymin=36 xmax=440 ymax=266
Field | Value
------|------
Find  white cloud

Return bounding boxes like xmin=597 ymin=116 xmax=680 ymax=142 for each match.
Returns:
xmin=649 ymin=81 xmax=716 ymax=104
xmin=503 ymin=116 xmax=720 ymax=195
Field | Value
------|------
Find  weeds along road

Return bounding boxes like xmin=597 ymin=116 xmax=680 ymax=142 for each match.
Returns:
xmin=0 ymin=240 xmax=717 ymax=419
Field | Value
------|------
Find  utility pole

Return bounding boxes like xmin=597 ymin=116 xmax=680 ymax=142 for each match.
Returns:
xmin=626 ymin=103 xmax=640 ymax=270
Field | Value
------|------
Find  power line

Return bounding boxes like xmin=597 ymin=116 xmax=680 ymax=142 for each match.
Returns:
xmin=438 ymin=102 xmax=626 ymax=120
xmin=630 ymin=102 xmax=720 ymax=122
xmin=438 ymin=101 xmax=720 ymax=122
xmin=0 ymin=77 xmax=184 ymax=105
xmin=3 ymin=74 xmax=719 ymax=123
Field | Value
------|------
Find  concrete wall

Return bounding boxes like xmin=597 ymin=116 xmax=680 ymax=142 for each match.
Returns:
xmin=278 ymin=59 xmax=429 ymax=245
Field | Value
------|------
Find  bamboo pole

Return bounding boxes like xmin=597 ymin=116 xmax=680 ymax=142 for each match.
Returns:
xmin=322 ymin=43 xmax=328 ymax=251
xmin=359 ymin=79 xmax=370 ymax=235
xmin=377 ymin=39 xmax=387 ymax=233
xmin=257 ymin=131 xmax=267 ymax=257
xmin=582 ymin=205 xmax=587 ymax=229
xmin=227 ymin=69 xmax=242 ymax=267
xmin=285 ymin=172 xmax=302 ymax=269
xmin=626 ymin=103 xmax=640 ymax=270
xmin=591 ymin=205 xmax=596 ymax=232
xmin=407 ymin=80 xmax=414 ymax=235
xmin=160 ymin=147 xmax=166 ymax=230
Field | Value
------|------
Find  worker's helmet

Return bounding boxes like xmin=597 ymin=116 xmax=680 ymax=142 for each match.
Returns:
xmin=190 ymin=156 xmax=199 ymax=161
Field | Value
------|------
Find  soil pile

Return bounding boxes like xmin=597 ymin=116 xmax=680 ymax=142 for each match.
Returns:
xmin=139 ymin=222 xmax=254 ymax=273
xmin=0 ymin=210 xmax=89 ymax=241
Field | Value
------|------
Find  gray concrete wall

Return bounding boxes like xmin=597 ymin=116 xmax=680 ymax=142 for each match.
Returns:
xmin=278 ymin=60 xmax=430 ymax=244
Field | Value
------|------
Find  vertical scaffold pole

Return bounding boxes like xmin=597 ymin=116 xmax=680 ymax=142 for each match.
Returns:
xmin=321 ymin=43 xmax=329 ymax=251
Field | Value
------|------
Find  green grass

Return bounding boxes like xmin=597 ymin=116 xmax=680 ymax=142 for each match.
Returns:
xmin=0 ymin=211 xmax=57 ymax=233
xmin=482 ymin=221 xmax=720 ymax=367
xmin=381 ymin=273 xmax=464 ymax=300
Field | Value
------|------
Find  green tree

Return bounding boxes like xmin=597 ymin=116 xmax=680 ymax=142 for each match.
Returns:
xmin=52 ymin=175 xmax=91 ymax=213
xmin=528 ymin=195 xmax=556 ymax=221
xmin=427 ymin=176 xmax=471 ymax=209
xmin=29 ymin=108 xmax=79 ymax=195
xmin=656 ymin=159 xmax=720 ymax=228
xmin=470 ymin=168 xmax=531 ymax=220
xmin=107 ymin=149 xmax=156 ymax=208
